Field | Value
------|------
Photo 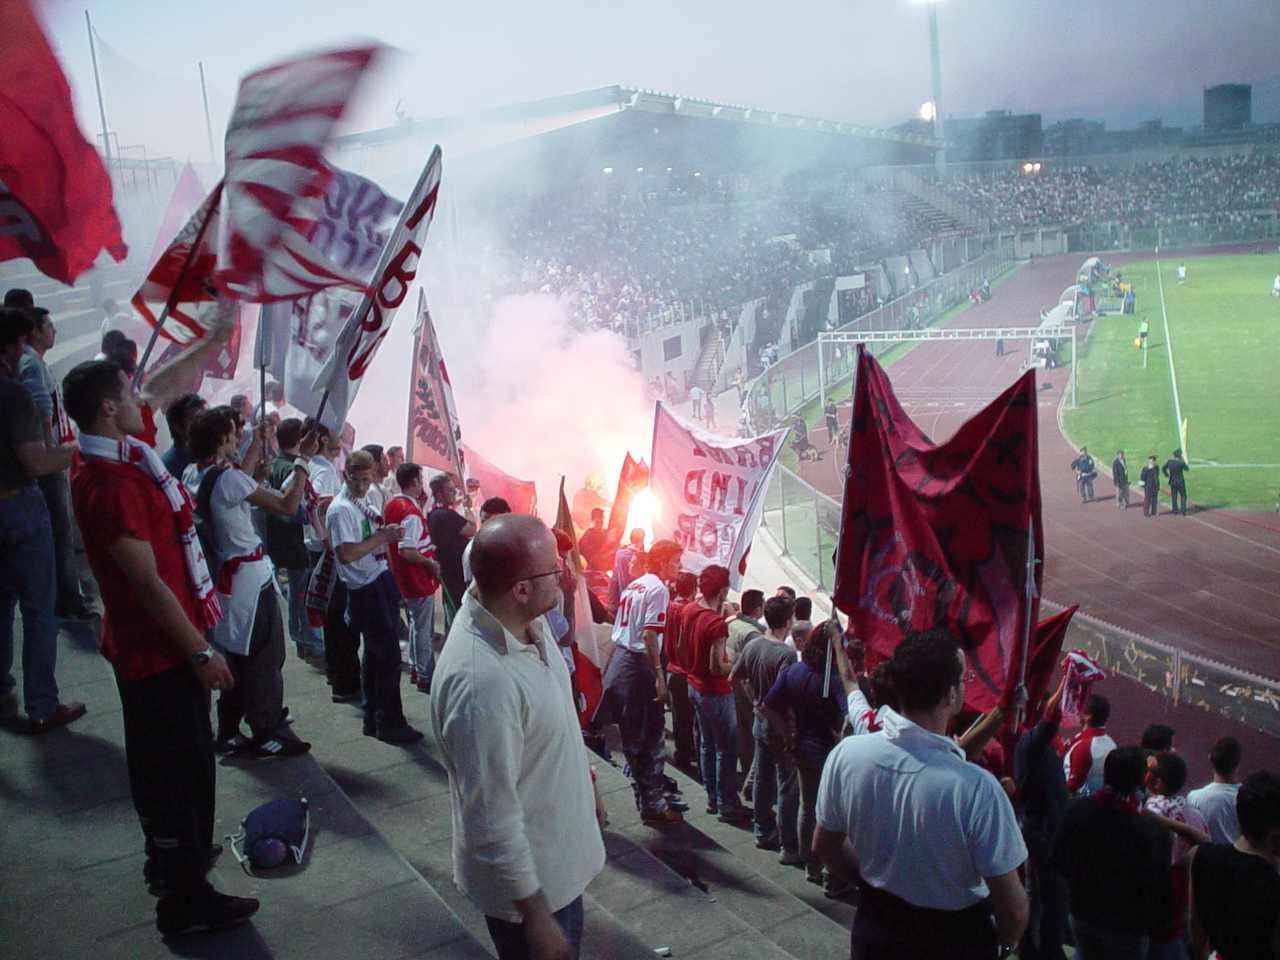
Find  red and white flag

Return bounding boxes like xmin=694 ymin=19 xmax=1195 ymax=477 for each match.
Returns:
xmin=131 ymin=183 xmax=223 ymax=345
xmin=648 ymin=402 xmax=789 ymax=589
xmin=0 ymin=0 xmax=127 ymax=284
xmin=258 ymin=165 xmax=404 ymax=414
xmin=405 ymin=289 xmax=465 ymax=479
xmin=312 ymin=146 xmax=442 ymax=428
xmin=215 ymin=46 xmax=383 ymax=302
xmin=145 ymin=163 xmax=206 ymax=269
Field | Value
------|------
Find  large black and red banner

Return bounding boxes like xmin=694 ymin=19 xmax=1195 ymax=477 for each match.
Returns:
xmin=833 ymin=346 xmax=1043 ymax=712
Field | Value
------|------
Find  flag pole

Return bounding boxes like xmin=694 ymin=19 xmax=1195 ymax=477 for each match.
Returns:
xmin=1013 ymin=515 xmax=1037 ymax=729
xmin=133 ymin=188 xmax=220 ymax=388
xmin=198 ymin=61 xmax=216 ymax=167
xmin=85 ymin=11 xmax=113 ymax=179
xmin=405 ymin=289 xmax=424 ymax=459
xmin=822 ymin=345 xmax=860 ymax=699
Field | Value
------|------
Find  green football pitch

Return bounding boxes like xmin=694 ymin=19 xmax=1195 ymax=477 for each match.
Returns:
xmin=1064 ymin=253 xmax=1280 ymax=511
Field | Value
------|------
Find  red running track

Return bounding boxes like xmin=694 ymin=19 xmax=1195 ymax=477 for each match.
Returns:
xmin=798 ymin=253 xmax=1280 ymax=682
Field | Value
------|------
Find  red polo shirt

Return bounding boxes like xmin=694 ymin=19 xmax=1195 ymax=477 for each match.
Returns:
xmin=70 ymin=454 xmax=199 ymax=681
xmin=685 ymin=605 xmax=732 ymax=696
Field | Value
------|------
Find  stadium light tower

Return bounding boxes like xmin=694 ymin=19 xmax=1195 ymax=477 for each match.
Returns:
xmin=909 ymin=0 xmax=947 ymax=173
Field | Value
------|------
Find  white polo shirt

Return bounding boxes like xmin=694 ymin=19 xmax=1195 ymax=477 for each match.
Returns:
xmin=305 ymin=454 xmax=342 ymax=553
xmin=611 ymin=573 xmax=669 ymax=654
xmin=326 ymin=488 xmax=387 ymax=590
xmin=431 ymin=589 xmax=605 ymax=921
xmin=816 ymin=707 xmax=1026 ymax=910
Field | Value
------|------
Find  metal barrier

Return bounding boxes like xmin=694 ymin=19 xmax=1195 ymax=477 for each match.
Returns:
xmin=745 ymin=249 xmax=1016 ymax=433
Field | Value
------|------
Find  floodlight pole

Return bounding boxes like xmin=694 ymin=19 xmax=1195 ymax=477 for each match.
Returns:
xmin=1071 ymin=328 xmax=1078 ymax=408
xmin=818 ymin=333 xmax=827 ymax=410
xmin=928 ymin=1 xmax=946 ymax=173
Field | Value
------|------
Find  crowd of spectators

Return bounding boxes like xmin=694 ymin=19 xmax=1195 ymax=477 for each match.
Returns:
xmin=930 ymin=153 xmax=1280 ymax=231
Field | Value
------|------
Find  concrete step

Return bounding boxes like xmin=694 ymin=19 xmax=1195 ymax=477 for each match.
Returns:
xmin=591 ymin=758 xmax=852 ymax=959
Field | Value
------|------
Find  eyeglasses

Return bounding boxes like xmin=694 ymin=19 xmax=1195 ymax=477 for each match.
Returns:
xmin=518 ymin=569 xmax=562 ymax=583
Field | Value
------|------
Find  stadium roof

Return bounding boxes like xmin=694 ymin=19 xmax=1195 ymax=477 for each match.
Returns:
xmin=333 ymin=85 xmax=936 ymax=191
xmin=337 ymin=85 xmax=937 ymax=151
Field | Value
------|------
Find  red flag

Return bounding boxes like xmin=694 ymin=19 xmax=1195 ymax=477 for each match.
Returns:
xmin=607 ymin=452 xmax=650 ymax=545
xmin=462 ymin=446 xmax=537 ymax=516
xmin=0 ymin=1 xmax=126 ymax=284
xmin=1022 ymin=605 xmax=1077 ymax=724
xmin=833 ymin=346 xmax=1043 ymax=712
xmin=572 ymin=646 xmax=604 ymax=730
xmin=216 ymin=46 xmax=383 ymax=302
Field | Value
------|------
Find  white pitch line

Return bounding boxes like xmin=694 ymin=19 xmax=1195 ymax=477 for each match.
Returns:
xmin=1154 ymin=254 xmax=1187 ymax=459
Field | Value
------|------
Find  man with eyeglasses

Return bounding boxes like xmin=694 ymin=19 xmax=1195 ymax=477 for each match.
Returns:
xmin=432 ymin=514 xmax=606 ymax=960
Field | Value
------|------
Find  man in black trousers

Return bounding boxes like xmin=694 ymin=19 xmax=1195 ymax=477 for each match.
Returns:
xmin=1111 ymin=450 xmax=1129 ymax=509
xmin=1140 ymin=454 xmax=1161 ymax=517
xmin=1162 ymin=448 xmax=1190 ymax=515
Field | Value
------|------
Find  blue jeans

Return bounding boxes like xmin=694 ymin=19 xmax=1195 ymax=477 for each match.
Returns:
xmin=283 ymin=566 xmax=323 ymax=656
xmin=403 ymin=595 xmax=435 ymax=684
xmin=0 ymin=486 xmax=60 ymax=719
xmin=485 ymin=895 xmax=583 ymax=960
xmin=690 ymin=687 xmax=738 ymax=809
xmin=752 ymin=716 xmax=799 ymax=852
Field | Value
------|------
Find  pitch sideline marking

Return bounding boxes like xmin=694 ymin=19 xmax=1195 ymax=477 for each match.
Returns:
xmin=1154 ymin=253 xmax=1188 ymax=459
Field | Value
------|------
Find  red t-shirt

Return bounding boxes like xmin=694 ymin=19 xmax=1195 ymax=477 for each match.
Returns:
xmin=69 ymin=454 xmax=200 ymax=681
xmin=383 ymin=494 xmax=438 ymax=599
xmin=665 ymin=598 xmax=693 ymax=675
xmin=685 ymin=605 xmax=731 ymax=696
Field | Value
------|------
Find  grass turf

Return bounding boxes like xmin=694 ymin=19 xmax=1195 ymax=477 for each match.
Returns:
xmin=1063 ymin=253 xmax=1280 ymax=511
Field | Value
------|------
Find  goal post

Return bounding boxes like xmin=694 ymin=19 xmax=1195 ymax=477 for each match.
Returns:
xmin=817 ymin=326 xmax=1078 ymax=409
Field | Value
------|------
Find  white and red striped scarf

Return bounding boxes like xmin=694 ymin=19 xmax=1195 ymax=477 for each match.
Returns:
xmin=78 ymin=433 xmax=221 ymax=630
xmin=1061 ymin=649 xmax=1106 ymax=725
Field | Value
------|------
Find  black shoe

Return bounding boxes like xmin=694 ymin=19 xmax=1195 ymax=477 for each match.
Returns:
xmin=666 ymin=797 xmax=689 ymax=813
xmin=214 ymin=732 xmax=251 ymax=755
xmin=362 ymin=718 xmax=377 ymax=737
xmin=56 ymin=604 xmax=97 ymax=622
xmin=157 ymin=890 xmax=260 ymax=937
xmin=250 ymin=735 xmax=311 ymax=759
xmin=376 ymin=723 xmax=424 ymax=745
xmin=705 ymin=802 xmax=719 ymax=816
xmin=331 ymin=688 xmax=362 ymax=704
xmin=717 ymin=804 xmax=752 ymax=825
xmin=755 ymin=832 xmax=781 ymax=851
xmin=779 ymin=850 xmax=806 ymax=867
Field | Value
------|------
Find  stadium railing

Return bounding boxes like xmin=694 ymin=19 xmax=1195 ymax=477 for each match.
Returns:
xmin=747 ymin=252 xmax=1280 ymax=734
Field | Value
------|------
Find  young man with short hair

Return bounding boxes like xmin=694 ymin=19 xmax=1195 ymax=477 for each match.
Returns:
xmin=161 ymin=393 xmax=207 ymax=482
xmin=462 ymin=497 xmax=512 ymax=586
xmin=427 ymin=472 xmax=477 ymax=631
xmin=727 ymin=587 xmax=766 ymax=786
xmin=814 ymin=629 xmax=1028 ymax=958
xmin=1141 ymin=454 xmax=1161 ymax=518
xmin=360 ymin=443 xmax=389 ymax=516
xmin=664 ymin=570 xmax=700 ymax=772
xmin=594 ymin=539 xmax=685 ymax=825
xmin=383 ymin=462 xmax=442 ymax=694
xmin=1112 ymin=450 xmax=1129 ymax=509
xmin=1187 ymin=737 xmax=1243 ymax=844
xmin=63 ymin=359 xmax=257 ymax=936
xmin=731 ymin=594 xmax=799 ymax=856
xmin=0 ymin=306 xmax=84 ymax=732
xmin=16 ymin=302 xmax=91 ymax=621
xmin=1054 ymin=747 xmax=1173 ymax=959
xmin=327 ymin=450 xmax=420 ymax=744
xmin=264 ymin=417 xmax=322 ymax=661
xmin=1163 ymin=449 xmax=1190 ymax=516
xmin=186 ymin=406 xmax=312 ymax=758
xmin=1188 ymin=770 xmax=1280 ymax=960
xmin=1063 ymin=694 xmax=1117 ymax=797
xmin=686 ymin=564 xmax=750 ymax=823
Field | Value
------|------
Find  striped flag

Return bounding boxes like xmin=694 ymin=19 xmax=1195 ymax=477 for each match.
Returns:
xmin=215 ymin=46 xmax=383 ymax=302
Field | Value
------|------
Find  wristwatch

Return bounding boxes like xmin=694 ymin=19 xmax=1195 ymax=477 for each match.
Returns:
xmin=190 ymin=646 xmax=214 ymax=667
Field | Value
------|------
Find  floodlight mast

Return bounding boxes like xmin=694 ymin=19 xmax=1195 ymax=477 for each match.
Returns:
xmin=927 ymin=0 xmax=946 ymax=173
